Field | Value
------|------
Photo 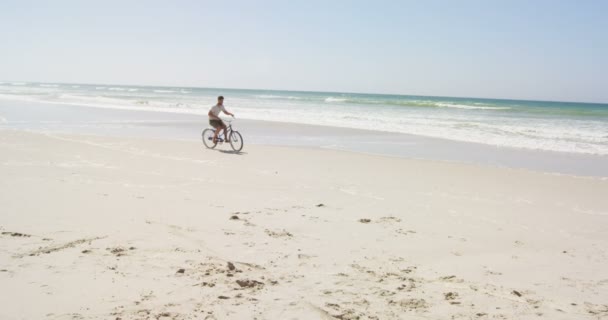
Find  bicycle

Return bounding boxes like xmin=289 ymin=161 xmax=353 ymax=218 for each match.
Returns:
xmin=202 ymin=118 xmax=244 ymax=152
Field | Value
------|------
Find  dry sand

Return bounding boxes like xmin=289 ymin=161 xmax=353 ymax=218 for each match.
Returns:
xmin=1 ymin=129 xmax=607 ymax=319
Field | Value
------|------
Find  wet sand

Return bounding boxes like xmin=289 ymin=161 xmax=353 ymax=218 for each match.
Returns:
xmin=2 ymin=99 xmax=607 ymax=177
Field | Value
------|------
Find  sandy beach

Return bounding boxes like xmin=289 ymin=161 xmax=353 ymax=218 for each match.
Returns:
xmin=1 ymin=128 xmax=607 ymax=319
xmin=3 ymin=1 xmax=608 ymax=318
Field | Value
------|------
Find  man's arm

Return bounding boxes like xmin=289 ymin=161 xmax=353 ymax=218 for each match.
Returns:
xmin=222 ymin=109 xmax=234 ymax=117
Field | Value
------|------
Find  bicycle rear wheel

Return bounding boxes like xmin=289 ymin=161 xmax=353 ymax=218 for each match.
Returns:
xmin=229 ymin=131 xmax=243 ymax=152
xmin=202 ymin=129 xmax=217 ymax=149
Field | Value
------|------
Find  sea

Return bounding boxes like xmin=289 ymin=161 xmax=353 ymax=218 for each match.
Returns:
xmin=1 ymin=81 xmax=607 ymax=156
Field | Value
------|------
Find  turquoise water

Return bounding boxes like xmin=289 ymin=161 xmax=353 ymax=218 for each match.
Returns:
xmin=1 ymin=82 xmax=607 ymax=155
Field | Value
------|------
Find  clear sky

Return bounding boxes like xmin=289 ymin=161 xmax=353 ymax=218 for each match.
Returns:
xmin=1 ymin=0 xmax=607 ymax=102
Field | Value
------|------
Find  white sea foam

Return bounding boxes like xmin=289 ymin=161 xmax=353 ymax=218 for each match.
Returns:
xmin=40 ymin=84 xmax=59 ymax=87
xmin=11 ymin=82 xmax=26 ymax=85
xmin=11 ymin=93 xmax=207 ymax=117
xmin=95 ymin=87 xmax=106 ymax=90
xmin=256 ymin=94 xmax=302 ymax=100
xmin=435 ymin=103 xmax=511 ymax=110
xmin=72 ymin=85 xmax=80 ymax=88
xmin=128 ymin=88 xmax=139 ymax=92
xmin=109 ymin=87 xmax=126 ymax=91
xmin=180 ymin=90 xmax=191 ymax=94
xmin=325 ymin=97 xmax=348 ymax=102
xmin=154 ymin=90 xmax=176 ymax=93
xmin=235 ymin=107 xmax=608 ymax=155
xmin=0 ymin=93 xmax=42 ymax=103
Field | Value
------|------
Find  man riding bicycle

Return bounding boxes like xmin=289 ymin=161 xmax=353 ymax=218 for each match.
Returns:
xmin=208 ymin=96 xmax=235 ymax=143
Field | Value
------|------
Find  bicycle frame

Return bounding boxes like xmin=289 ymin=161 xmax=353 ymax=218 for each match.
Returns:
xmin=213 ymin=120 xmax=234 ymax=141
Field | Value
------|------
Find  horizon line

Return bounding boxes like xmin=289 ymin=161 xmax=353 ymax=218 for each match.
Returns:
xmin=2 ymin=79 xmax=607 ymax=105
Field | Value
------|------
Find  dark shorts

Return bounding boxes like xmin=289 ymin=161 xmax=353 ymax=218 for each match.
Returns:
xmin=209 ymin=119 xmax=224 ymax=129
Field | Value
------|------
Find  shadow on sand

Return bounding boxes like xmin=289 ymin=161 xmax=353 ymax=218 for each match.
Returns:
xmin=215 ymin=149 xmax=247 ymax=155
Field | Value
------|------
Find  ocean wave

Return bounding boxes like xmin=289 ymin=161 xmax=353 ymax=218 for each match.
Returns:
xmin=180 ymin=90 xmax=191 ymax=94
xmin=95 ymin=87 xmax=106 ymax=90
xmin=11 ymin=82 xmax=27 ymax=86
xmin=154 ymin=89 xmax=176 ymax=93
xmin=255 ymin=94 xmax=510 ymax=111
xmin=40 ymin=84 xmax=59 ymax=87
xmin=0 ymin=92 xmax=207 ymax=116
xmin=255 ymin=94 xmax=301 ymax=100
xmin=128 ymin=88 xmax=139 ymax=92
xmin=316 ymin=97 xmax=512 ymax=111
xmin=325 ymin=97 xmax=348 ymax=102
xmin=108 ymin=87 xmax=126 ymax=91
xmin=435 ymin=103 xmax=511 ymax=110
xmin=72 ymin=85 xmax=80 ymax=88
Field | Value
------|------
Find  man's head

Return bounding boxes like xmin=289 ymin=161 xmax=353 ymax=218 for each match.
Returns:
xmin=218 ymin=96 xmax=224 ymax=105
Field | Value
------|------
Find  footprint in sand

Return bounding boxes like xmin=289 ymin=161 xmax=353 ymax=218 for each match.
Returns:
xmin=585 ymin=303 xmax=608 ymax=317
xmin=438 ymin=275 xmax=464 ymax=283
xmin=396 ymin=229 xmax=416 ymax=236
xmin=376 ymin=216 xmax=402 ymax=223
xmin=1 ymin=231 xmax=31 ymax=237
xmin=483 ymin=267 xmax=502 ymax=276
xmin=106 ymin=246 xmax=135 ymax=257
xmin=444 ymin=292 xmax=461 ymax=305
xmin=297 ymin=253 xmax=316 ymax=260
xmin=229 ymin=215 xmax=255 ymax=226
xmin=16 ymin=236 xmax=105 ymax=258
xmin=388 ymin=298 xmax=429 ymax=312
xmin=235 ymin=279 xmax=264 ymax=289
xmin=264 ymin=229 xmax=293 ymax=239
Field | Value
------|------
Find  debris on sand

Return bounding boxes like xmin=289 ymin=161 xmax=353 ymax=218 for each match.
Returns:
xmin=1 ymin=232 xmax=31 ymax=237
xmin=359 ymin=219 xmax=371 ymax=223
xmin=389 ymin=298 xmax=429 ymax=311
xmin=265 ymin=229 xmax=293 ymax=238
xmin=444 ymin=292 xmax=459 ymax=300
xmin=176 ymin=268 xmax=185 ymax=274
xmin=227 ymin=262 xmax=236 ymax=271
xmin=236 ymin=279 xmax=264 ymax=288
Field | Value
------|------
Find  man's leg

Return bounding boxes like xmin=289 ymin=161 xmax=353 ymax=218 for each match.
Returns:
xmin=220 ymin=124 xmax=227 ymax=142
xmin=212 ymin=123 xmax=219 ymax=143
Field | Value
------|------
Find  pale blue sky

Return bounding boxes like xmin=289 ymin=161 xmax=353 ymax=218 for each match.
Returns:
xmin=1 ymin=0 xmax=607 ymax=102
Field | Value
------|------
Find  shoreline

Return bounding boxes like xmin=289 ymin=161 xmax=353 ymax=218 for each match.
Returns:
xmin=1 ymin=98 xmax=608 ymax=177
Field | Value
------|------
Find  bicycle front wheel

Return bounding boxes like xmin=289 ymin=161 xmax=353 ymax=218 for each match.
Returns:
xmin=229 ymin=131 xmax=243 ymax=152
xmin=202 ymin=129 xmax=217 ymax=149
